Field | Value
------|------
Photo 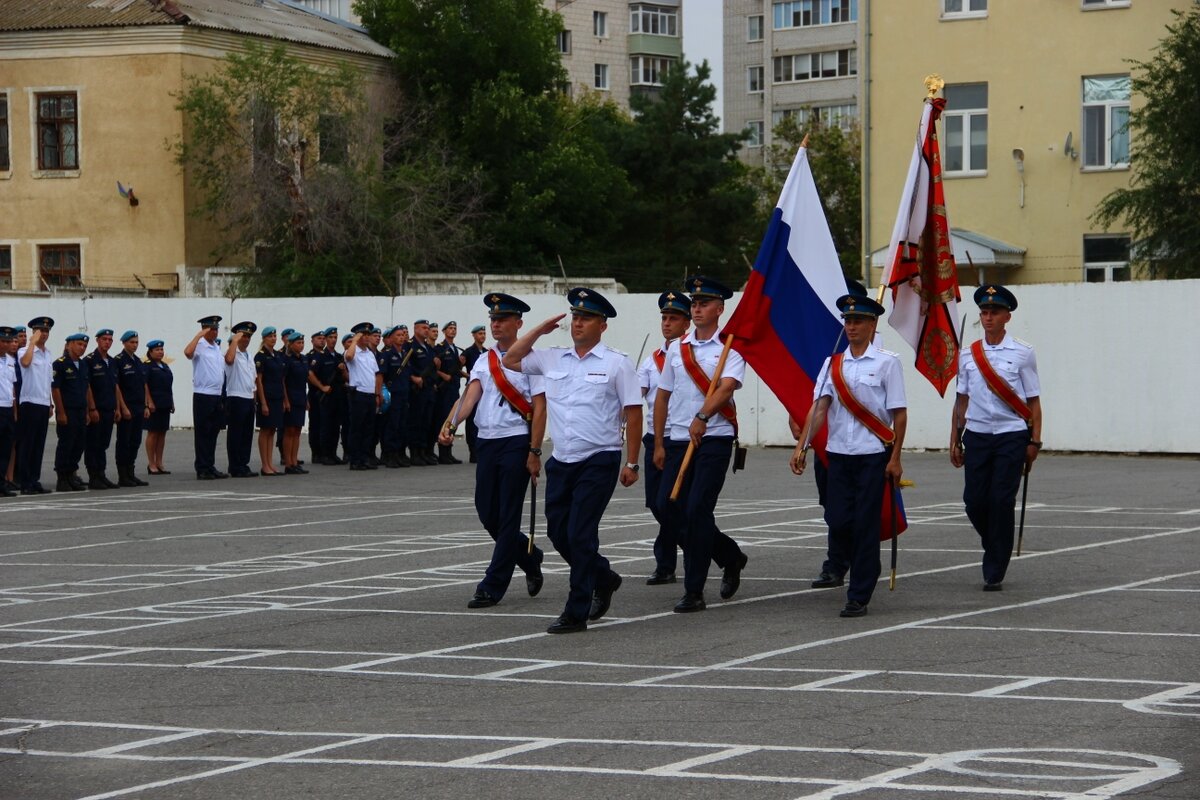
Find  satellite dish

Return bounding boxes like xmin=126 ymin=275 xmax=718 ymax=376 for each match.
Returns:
xmin=1063 ymin=131 xmax=1077 ymax=160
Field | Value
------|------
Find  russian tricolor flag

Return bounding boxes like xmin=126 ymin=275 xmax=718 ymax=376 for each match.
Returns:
xmin=723 ymin=146 xmax=848 ymax=450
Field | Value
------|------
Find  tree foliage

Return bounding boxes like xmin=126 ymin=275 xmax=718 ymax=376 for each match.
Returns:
xmin=1092 ymin=7 xmax=1200 ymax=279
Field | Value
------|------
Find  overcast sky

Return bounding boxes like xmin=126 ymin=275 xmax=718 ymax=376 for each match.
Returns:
xmin=683 ymin=0 xmax=725 ymax=129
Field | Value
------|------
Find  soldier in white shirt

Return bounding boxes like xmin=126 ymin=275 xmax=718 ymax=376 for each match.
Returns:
xmin=653 ymin=277 xmax=749 ymax=613
xmin=16 ymin=316 xmax=56 ymax=494
xmin=637 ymin=291 xmax=692 ymax=584
xmin=224 ymin=321 xmax=258 ymax=478
xmin=792 ymin=294 xmax=906 ymax=618
xmin=0 ymin=326 xmax=18 ymax=497
xmin=184 ymin=315 xmax=228 ymax=480
xmin=950 ymin=284 xmax=1042 ymax=591
xmin=344 ymin=322 xmax=382 ymax=470
xmin=440 ymin=293 xmax=547 ymax=609
xmin=503 ymin=288 xmax=642 ymax=634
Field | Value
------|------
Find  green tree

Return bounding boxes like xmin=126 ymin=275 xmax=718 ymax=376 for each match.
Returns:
xmin=1092 ymin=7 xmax=1200 ymax=279
xmin=173 ymin=42 xmax=485 ymax=296
xmin=755 ymin=113 xmax=862 ymax=281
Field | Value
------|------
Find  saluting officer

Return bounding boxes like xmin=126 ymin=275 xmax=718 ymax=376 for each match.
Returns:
xmin=638 ymin=291 xmax=692 ymax=585
xmin=114 ymin=331 xmax=150 ymax=486
xmin=52 ymin=333 xmax=92 ymax=492
xmin=950 ymin=284 xmax=1042 ymax=591
xmin=378 ymin=325 xmax=412 ymax=468
xmin=0 ymin=327 xmax=18 ymax=497
xmin=184 ymin=315 xmax=228 ymax=480
xmin=83 ymin=328 xmax=126 ymax=489
xmin=344 ymin=322 xmax=382 ymax=470
xmin=16 ymin=317 xmax=56 ymax=494
xmin=462 ymin=324 xmax=488 ymax=464
xmin=225 ymin=321 xmax=258 ymax=478
xmin=653 ymin=277 xmax=749 ymax=613
xmin=792 ymin=293 xmax=906 ymax=618
xmin=503 ymin=288 xmax=642 ymax=634
xmin=441 ymin=294 xmax=546 ymax=609
xmin=406 ymin=319 xmax=438 ymax=466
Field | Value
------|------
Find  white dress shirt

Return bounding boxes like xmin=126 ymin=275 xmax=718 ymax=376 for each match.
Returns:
xmin=637 ymin=345 xmax=669 ymax=423
xmin=814 ymin=342 xmax=906 ymax=456
xmin=345 ymin=346 xmax=379 ymax=393
xmin=0 ymin=354 xmax=16 ymax=407
xmin=521 ymin=342 xmax=640 ymax=463
xmin=658 ymin=330 xmax=745 ymax=442
xmin=16 ymin=345 xmax=53 ymax=406
xmin=958 ymin=334 xmax=1040 ymax=435
xmin=468 ymin=350 xmax=545 ymax=440
xmin=191 ymin=338 xmax=225 ymax=396
xmin=224 ymin=349 xmax=256 ymax=400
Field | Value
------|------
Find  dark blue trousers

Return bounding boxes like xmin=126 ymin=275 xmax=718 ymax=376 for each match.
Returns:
xmin=84 ymin=412 xmax=115 ymax=471
xmin=657 ymin=437 xmax=741 ymax=595
xmin=55 ymin=406 xmax=87 ymax=473
xmin=475 ymin=434 xmax=544 ymax=600
xmin=825 ymin=451 xmax=888 ymax=605
xmin=0 ymin=406 xmax=14 ymax=480
xmin=643 ymin=433 xmax=676 ymax=574
xmin=544 ymin=451 xmax=621 ymax=622
xmin=225 ymin=396 xmax=255 ymax=473
xmin=347 ymin=390 xmax=375 ymax=467
xmin=812 ymin=458 xmax=849 ymax=577
xmin=317 ymin=390 xmax=341 ymax=458
xmin=407 ymin=385 xmax=434 ymax=449
xmin=307 ymin=390 xmax=323 ymax=458
xmin=383 ymin=384 xmax=409 ymax=455
xmin=192 ymin=394 xmax=223 ymax=474
xmin=16 ymin=403 xmax=50 ymax=490
xmin=115 ymin=407 xmax=145 ymax=468
xmin=963 ymin=429 xmax=1029 ymax=584
xmin=432 ymin=381 xmax=460 ymax=447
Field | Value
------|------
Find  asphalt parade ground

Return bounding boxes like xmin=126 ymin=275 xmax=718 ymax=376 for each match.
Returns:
xmin=1 ymin=444 xmax=1197 ymax=799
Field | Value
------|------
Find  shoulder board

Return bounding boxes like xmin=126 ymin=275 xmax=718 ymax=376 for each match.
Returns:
xmin=55 ymin=356 xmax=67 ymax=363
xmin=548 ymin=345 xmax=570 ymax=351
xmin=1012 ymin=337 xmax=1033 ymax=349
xmin=877 ymin=348 xmax=900 ymax=358
xmin=609 ymin=348 xmax=628 ymax=358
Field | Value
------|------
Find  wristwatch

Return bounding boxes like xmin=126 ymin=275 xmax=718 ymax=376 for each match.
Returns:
xmin=695 ymin=412 xmax=711 ymax=422
xmin=625 ymin=462 xmax=640 ymax=473
xmin=529 ymin=447 xmax=542 ymax=456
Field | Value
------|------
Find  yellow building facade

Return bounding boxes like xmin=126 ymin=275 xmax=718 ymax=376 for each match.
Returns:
xmin=863 ymin=0 xmax=1187 ymax=286
xmin=0 ymin=1 xmax=394 ymax=296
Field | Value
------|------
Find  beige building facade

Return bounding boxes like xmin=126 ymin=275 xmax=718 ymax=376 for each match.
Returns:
xmin=724 ymin=0 xmax=860 ymax=163
xmin=0 ymin=0 xmax=394 ymax=297
xmin=864 ymin=0 xmax=1187 ymax=286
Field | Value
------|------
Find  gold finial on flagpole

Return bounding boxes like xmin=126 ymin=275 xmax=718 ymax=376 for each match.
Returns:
xmin=924 ymin=74 xmax=945 ymax=98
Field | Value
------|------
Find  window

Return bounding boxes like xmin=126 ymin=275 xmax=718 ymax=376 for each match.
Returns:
xmin=593 ymin=11 xmax=607 ymax=37
xmin=251 ymin=99 xmax=277 ymax=173
xmin=941 ymin=0 xmax=987 ymax=17
xmin=36 ymin=92 xmax=78 ymax=170
xmin=631 ymin=56 xmax=673 ymax=86
xmin=0 ymin=246 xmax=11 ymax=290
xmin=772 ymin=104 xmax=858 ymax=131
xmin=630 ymin=4 xmax=678 ymax=36
xmin=1082 ymin=0 xmax=1130 ymax=8
xmin=747 ymin=120 xmax=764 ymax=148
xmin=748 ymin=15 xmax=764 ymax=40
xmin=1082 ymin=75 xmax=1130 ymax=168
xmin=594 ymin=64 xmax=609 ymax=90
xmin=557 ymin=29 xmax=571 ymax=54
xmin=773 ymin=0 xmax=857 ymax=30
xmin=39 ymin=244 xmax=81 ymax=288
xmin=317 ymin=114 xmax=348 ymax=166
xmin=1083 ymin=235 xmax=1131 ymax=282
xmin=773 ymin=49 xmax=856 ymax=84
xmin=943 ymin=83 xmax=987 ymax=174
xmin=748 ymin=66 xmax=764 ymax=93
xmin=0 ymin=93 xmax=9 ymax=170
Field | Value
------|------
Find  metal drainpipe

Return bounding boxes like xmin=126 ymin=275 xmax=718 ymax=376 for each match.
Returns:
xmin=861 ymin=0 xmax=872 ymax=290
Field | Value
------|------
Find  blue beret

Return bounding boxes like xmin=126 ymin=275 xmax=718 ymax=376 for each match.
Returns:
xmin=286 ymin=331 xmax=304 ymax=343
xmin=14 ymin=325 xmax=26 ymax=333
xmin=837 ymin=294 xmax=885 ymax=319
xmin=484 ymin=293 xmax=531 ymax=319
xmin=685 ymin=275 xmax=734 ymax=300
xmin=322 ymin=326 xmax=338 ymax=336
xmin=197 ymin=315 xmax=221 ymax=327
xmin=146 ymin=339 xmax=165 ymax=350
xmin=383 ymin=325 xmax=402 ymax=338
xmin=444 ymin=320 xmax=457 ymax=328
xmin=342 ymin=333 xmax=354 ymax=344
xmin=120 ymin=330 xmax=138 ymax=342
xmin=312 ymin=330 xmax=326 ymax=338
xmin=974 ymin=284 xmax=1018 ymax=311
xmin=261 ymin=326 xmax=277 ymax=337
xmin=96 ymin=328 xmax=114 ymax=338
xmin=658 ymin=291 xmax=690 ymax=317
xmin=414 ymin=319 xmax=430 ymax=326
xmin=567 ymin=287 xmax=617 ymax=319
xmin=280 ymin=328 xmax=295 ymax=338
xmin=471 ymin=325 xmax=486 ymax=334
xmin=66 ymin=332 xmax=89 ymax=342
xmin=396 ymin=324 xmax=408 ymax=330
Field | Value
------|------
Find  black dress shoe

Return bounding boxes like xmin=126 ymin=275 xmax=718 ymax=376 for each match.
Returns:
xmin=546 ymin=615 xmax=587 ymax=634
xmin=840 ymin=600 xmax=868 ymax=617
xmin=348 ymin=463 xmax=368 ymax=471
xmin=69 ymin=474 xmax=87 ymax=491
xmin=674 ymin=592 xmax=706 ymax=613
xmin=720 ymin=552 xmax=749 ymax=599
xmin=983 ymin=581 xmax=1003 ymax=592
xmin=467 ymin=590 xmax=499 ymax=609
xmin=284 ymin=466 xmax=308 ymax=474
xmin=211 ymin=470 xmax=229 ymax=479
xmin=4 ymin=480 xmax=19 ymax=492
xmin=526 ymin=565 xmax=544 ymax=597
xmin=811 ymin=572 xmax=845 ymax=589
xmin=101 ymin=473 xmax=120 ymax=489
xmin=588 ymin=573 xmax=622 ymax=621
xmin=230 ymin=470 xmax=258 ymax=478
xmin=21 ymin=484 xmax=52 ymax=495
xmin=0 ymin=486 xmax=13 ymax=498
xmin=646 ymin=570 xmax=676 ymax=585
xmin=197 ymin=471 xmax=216 ymax=480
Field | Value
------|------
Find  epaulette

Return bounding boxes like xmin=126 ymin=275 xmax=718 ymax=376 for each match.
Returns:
xmin=878 ymin=348 xmax=900 ymax=358
xmin=609 ymin=347 xmax=628 ymax=357
xmin=1013 ymin=337 xmax=1033 ymax=349
xmin=547 ymin=345 xmax=570 ymax=351
xmin=54 ymin=356 xmax=66 ymax=363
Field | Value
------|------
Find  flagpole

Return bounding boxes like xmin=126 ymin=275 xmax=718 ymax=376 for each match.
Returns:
xmin=888 ymin=475 xmax=900 ymax=590
xmin=670 ymin=334 xmax=734 ymax=501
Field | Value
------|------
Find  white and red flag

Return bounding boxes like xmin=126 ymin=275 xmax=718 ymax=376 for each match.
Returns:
xmin=881 ymin=97 xmax=961 ymax=397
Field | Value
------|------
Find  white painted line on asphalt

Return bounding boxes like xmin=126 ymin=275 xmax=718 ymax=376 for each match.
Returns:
xmin=969 ymin=678 xmax=1051 ymax=697
xmin=443 ymin=738 xmax=559 ymax=765
xmin=85 ymin=730 xmax=205 ymax=756
xmin=788 ymin=671 xmax=881 ymax=690
xmin=926 ymin=624 xmax=1200 ymax=638
xmin=647 ymin=745 xmax=760 ymax=775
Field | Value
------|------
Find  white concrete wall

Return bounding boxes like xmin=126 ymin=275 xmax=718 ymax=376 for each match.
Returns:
xmin=5 ymin=279 xmax=1194 ymax=453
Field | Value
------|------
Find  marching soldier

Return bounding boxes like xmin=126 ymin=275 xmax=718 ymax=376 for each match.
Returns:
xmin=83 ymin=328 xmax=126 ymax=489
xmin=950 ymin=284 xmax=1042 ymax=591
xmin=114 ymin=331 xmax=150 ymax=486
xmin=652 ymin=277 xmax=749 ymax=613
xmin=433 ymin=321 xmax=464 ymax=464
xmin=440 ymin=293 xmax=546 ymax=608
xmin=184 ymin=315 xmax=228 ymax=480
xmin=52 ymin=333 xmax=92 ymax=492
xmin=225 ymin=322 xmax=258 ymax=478
xmin=406 ymin=319 xmax=438 ymax=466
xmin=503 ymin=288 xmax=642 ymax=634
xmin=791 ymin=293 xmax=906 ymax=618
xmin=638 ymin=291 xmax=692 ymax=585
xmin=462 ymin=324 xmax=488 ymax=463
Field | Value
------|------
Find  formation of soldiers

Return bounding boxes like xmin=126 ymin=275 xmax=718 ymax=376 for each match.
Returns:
xmin=1 ymin=279 xmax=1040 ymax=633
